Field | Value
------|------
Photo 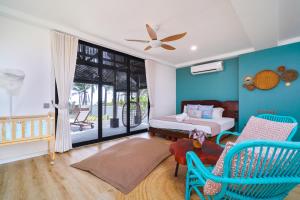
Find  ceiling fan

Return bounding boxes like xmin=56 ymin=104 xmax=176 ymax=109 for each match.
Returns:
xmin=125 ymin=24 xmax=187 ymax=51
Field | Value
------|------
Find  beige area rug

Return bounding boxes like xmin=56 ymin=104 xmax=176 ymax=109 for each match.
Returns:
xmin=71 ymin=138 xmax=171 ymax=194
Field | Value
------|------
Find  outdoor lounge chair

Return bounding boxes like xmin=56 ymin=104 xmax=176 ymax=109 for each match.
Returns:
xmin=70 ymin=108 xmax=94 ymax=131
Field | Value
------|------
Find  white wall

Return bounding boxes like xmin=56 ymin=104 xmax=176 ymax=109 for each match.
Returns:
xmin=151 ymin=62 xmax=176 ymax=117
xmin=0 ymin=16 xmax=52 ymax=116
xmin=0 ymin=16 xmax=52 ymax=164
xmin=0 ymin=16 xmax=177 ymax=164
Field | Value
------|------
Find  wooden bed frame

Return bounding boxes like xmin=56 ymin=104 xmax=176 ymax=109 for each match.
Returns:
xmin=148 ymin=100 xmax=239 ymax=141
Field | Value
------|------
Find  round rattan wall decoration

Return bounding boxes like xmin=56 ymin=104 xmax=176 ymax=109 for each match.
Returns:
xmin=254 ymin=70 xmax=280 ymax=90
xmin=280 ymin=69 xmax=298 ymax=82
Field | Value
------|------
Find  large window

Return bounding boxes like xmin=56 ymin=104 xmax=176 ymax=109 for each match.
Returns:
xmin=69 ymin=40 xmax=148 ymax=146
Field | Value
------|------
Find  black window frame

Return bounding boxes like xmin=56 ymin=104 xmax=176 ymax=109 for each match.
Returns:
xmin=56 ymin=40 xmax=149 ymax=147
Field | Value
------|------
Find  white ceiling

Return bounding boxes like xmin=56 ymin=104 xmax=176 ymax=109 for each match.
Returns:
xmin=0 ymin=0 xmax=299 ymax=67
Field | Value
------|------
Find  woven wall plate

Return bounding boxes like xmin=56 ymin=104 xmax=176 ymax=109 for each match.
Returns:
xmin=280 ymin=69 xmax=298 ymax=82
xmin=254 ymin=70 xmax=280 ymax=90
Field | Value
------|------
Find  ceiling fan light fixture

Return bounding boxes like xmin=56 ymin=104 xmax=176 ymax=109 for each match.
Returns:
xmin=150 ymin=40 xmax=162 ymax=48
xmin=126 ymin=24 xmax=187 ymax=51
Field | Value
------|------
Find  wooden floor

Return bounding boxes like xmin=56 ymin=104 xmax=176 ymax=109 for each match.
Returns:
xmin=0 ymin=133 xmax=299 ymax=200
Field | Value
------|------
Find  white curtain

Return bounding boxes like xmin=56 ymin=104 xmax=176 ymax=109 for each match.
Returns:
xmin=145 ymin=60 xmax=156 ymax=119
xmin=51 ymin=31 xmax=78 ymax=153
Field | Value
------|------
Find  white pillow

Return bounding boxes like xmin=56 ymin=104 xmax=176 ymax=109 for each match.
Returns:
xmin=212 ymin=107 xmax=224 ymax=119
xmin=183 ymin=105 xmax=187 ymax=113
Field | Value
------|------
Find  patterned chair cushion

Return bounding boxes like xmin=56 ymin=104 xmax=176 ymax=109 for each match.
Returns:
xmin=203 ymin=116 xmax=297 ymax=196
xmin=203 ymin=142 xmax=235 ymax=195
xmin=236 ymin=116 xmax=297 ymax=143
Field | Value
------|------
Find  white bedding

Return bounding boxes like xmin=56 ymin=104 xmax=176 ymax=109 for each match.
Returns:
xmin=149 ymin=116 xmax=235 ymax=136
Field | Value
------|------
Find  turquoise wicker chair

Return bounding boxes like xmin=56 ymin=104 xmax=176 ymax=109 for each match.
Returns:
xmin=186 ymin=140 xmax=300 ymax=200
xmin=216 ymin=114 xmax=298 ymax=148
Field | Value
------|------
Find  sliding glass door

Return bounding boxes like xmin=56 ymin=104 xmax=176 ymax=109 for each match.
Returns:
xmin=129 ymin=59 xmax=149 ymax=132
xmin=101 ymin=50 xmax=129 ymax=138
xmin=102 ymin=84 xmax=129 ymax=137
xmin=68 ymin=40 xmax=148 ymax=146
xmin=69 ymin=83 xmax=99 ymax=144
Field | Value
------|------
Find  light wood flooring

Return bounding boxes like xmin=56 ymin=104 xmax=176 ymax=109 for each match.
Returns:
xmin=0 ymin=133 xmax=299 ymax=200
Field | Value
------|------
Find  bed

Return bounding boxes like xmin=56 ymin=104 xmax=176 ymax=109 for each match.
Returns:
xmin=149 ymin=100 xmax=238 ymax=140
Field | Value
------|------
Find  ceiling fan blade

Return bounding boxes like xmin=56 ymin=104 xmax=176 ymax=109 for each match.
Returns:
xmin=146 ymin=24 xmax=157 ymax=40
xmin=125 ymin=39 xmax=150 ymax=43
xmin=144 ymin=46 xmax=152 ymax=51
xmin=161 ymin=44 xmax=176 ymax=50
xmin=160 ymin=32 xmax=187 ymax=42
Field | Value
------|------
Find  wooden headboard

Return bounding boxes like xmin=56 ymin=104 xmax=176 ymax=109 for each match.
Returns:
xmin=181 ymin=100 xmax=239 ymax=121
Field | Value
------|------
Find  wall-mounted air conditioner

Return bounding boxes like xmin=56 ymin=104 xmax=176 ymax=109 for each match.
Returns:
xmin=190 ymin=61 xmax=223 ymax=75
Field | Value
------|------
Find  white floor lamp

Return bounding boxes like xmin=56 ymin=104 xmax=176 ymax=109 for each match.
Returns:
xmin=0 ymin=68 xmax=25 ymax=121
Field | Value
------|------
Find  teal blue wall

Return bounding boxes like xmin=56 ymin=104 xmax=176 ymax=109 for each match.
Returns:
xmin=176 ymin=58 xmax=239 ymax=113
xmin=239 ymin=43 xmax=300 ymax=140
xmin=176 ymin=42 xmax=300 ymax=140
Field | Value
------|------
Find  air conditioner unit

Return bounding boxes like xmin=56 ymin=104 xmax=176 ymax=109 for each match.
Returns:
xmin=190 ymin=61 xmax=223 ymax=75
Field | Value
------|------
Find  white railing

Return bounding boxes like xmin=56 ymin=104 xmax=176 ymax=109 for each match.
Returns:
xmin=0 ymin=113 xmax=55 ymax=164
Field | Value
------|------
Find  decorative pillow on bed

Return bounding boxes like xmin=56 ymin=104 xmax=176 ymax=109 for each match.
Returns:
xmin=187 ymin=104 xmax=202 ymax=118
xmin=198 ymin=105 xmax=214 ymax=119
xmin=212 ymin=107 xmax=224 ymax=119
xmin=236 ymin=116 xmax=297 ymax=143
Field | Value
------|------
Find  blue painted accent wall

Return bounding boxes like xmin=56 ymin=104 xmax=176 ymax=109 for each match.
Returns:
xmin=176 ymin=58 xmax=239 ymax=113
xmin=176 ymin=42 xmax=300 ymax=140
xmin=239 ymin=42 xmax=300 ymax=140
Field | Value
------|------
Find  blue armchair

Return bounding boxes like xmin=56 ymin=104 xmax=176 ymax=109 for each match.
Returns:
xmin=186 ymin=140 xmax=300 ymax=200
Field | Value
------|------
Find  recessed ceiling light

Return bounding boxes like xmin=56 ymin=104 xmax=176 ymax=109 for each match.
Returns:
xmin=190 ymin=45 xmax=197 ymax=51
